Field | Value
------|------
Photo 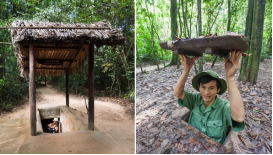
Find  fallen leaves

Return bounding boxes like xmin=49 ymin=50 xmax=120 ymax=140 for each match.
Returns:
xmin=189 ymin=138 xmax=199 ymax=145
xmin=136 ymin=60 xmax=272 ymax=154
xmin=238 ymin=134 xmax=253 ymax=149
xmin=160 ymin=139 xmax=169 ymax=148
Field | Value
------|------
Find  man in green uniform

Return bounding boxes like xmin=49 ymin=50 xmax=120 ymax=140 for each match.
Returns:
xmin=174 ymin=50 xmax=245 ymax=144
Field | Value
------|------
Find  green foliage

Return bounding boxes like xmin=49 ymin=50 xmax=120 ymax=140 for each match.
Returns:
xmin=94 ymin=45 xmax=134 ymax=97
xmin=261 ymin=0 xmax=272 ymax=60
xmin=136 ymin=0 xmax=172 ymax=65
xmin=136 ymin=0 xmax=272 ymax=65
xmin=123 ymin=89 xmax=135 ymax=102
xmin=0 ymin=77 xmax=28 ymax=112
xmin=0 ymin=0 xmax=135 ymax=112
xmin=0 ymin=18 xmax=28 ymax=111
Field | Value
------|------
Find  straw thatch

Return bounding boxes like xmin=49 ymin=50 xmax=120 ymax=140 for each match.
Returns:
xmin=10 ymin=20 xmax=125 ymax=78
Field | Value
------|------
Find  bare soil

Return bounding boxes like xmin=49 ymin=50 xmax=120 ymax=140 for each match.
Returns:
xmin=0 ymin=85 xmax=135 ymax=154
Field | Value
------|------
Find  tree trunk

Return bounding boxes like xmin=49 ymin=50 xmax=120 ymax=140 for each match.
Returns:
xmin=189 ymin=0 xmax=194 ymax=38
xmin=178 ymin=0 xmax=183 ymax=38
xmin=240 ymin=0 xmax=254 ymax=81
xmin=168 ymin=0 xmax=179 ymax=66
xmin=151 ymin=23 xmax=159 ymax=70
xmin=240 ymin=0 xmax=266 ymax=84
xmin=266 ymin=27 xmax=272 ymax=56
xmin=136 ymin=46 xmax=143 ymax=73
xmin=227 ymin=0 xmax=231 ymax=31
xmin=208 ymin=0 xmax=224 ymax=34
xmin=0 ymin=53 xmax=5 ymax=79
xmin=145 ymin=2 xmax=159 ymax=70
xmin=197 ymin=0 xmax=203 ymax=73
xmin=249 ymin=0 xmax=266 ymax=83
xmin=181 ymin=0 xmax=190 ymax=38
xmin=153 ymin=4 xmax=159 ymax=70
xmin=154 ymin=29 xmax=166 ymax=68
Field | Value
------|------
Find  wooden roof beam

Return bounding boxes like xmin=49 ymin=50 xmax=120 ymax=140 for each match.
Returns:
xmin=66 ymin=45 xmax=86 ymax=70
xmin=25 ymin=68 xmax=65 ymax=71
xmin=23 ymin=58 xmax=74 ymax=63
xmin=22 ymin=47 xmax=79 ymax=51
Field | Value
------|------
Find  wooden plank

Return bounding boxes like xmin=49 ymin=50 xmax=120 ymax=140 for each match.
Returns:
xmin=88 ymin=45 xmax=95 ymax=130
xmin=45 ymin=76 xmax=47 ymax=86
xmin=66 ymin=70 xmax=69 ymax=107
xmin=25 ymin=68 xmax=65 ymax=71
xmin=67 ymin=45 xmax=86 ymax=70
xmin=159 ymin=35 xmax=249 ymax=57
xmin=23 ymin=58 xmax=73 ymax=63
xmin=29 ymin=44 xmax=36 ymax=136
xmin=22 ymin=47 xmax=79 ymax=51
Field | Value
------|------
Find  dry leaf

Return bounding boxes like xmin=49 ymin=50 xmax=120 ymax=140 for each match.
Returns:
xmin=238 ymin=135 xmax=246 ymax=146
xmin=260 ymin=112 xmax=270 ymax=121
xmin=264 ymin=110 xmax=270 ymax=115
xmin=154 ymin=141 xmax=161 ymax=148
xmin=161 ymin=139 xmax=169 ymax=148
xmin=136 ymin=144 xmax=145 ymax=153
xmin=189 ymin=138 xmax=199 ymax=145
xmin=149 ymin=138 xmax=155 ymax=145
xmin=206 ymin=138 xmax=215 ymax=145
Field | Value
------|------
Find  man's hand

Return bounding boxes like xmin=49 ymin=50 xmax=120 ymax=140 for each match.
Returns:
xmin=224 ymin=50 xmax=242 ymax=79
xmin=179 ymin=55 xmax=199 ymax=71
xmin=224 ymin=50 xmax=245 ymax=122
xmin=174 ymin=55 xmax=199 ymax=100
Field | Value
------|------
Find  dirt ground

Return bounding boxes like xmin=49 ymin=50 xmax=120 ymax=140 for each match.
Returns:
xmin=0 ymin=85 xmax=135 ymax=154
xmin=135 ymin=58 xmax=272 ymax=154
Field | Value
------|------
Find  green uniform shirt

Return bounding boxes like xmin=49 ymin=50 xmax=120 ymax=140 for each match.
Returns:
xmin=178 ymin=90 xmax=245 ymax=144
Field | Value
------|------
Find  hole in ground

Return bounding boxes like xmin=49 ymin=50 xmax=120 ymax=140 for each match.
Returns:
xmin=180 ymin=110 xmax=231 ymax=144
xmin=181 ymin=110 xmax=191 ymax=123
xmin=37 ymin=106 xmax=86 ymax=133
xmin=41 ymin=118 xmax=59 ymax=133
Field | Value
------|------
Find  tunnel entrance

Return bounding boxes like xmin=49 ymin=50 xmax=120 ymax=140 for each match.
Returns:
xmin=41 ymin=118 xmax=60 ymax=133
xmin=180 ymin=108 xmax=231 ymax=144
xmin=37 ymin=106 xmax=61 ymax=133
xmin=37 ymin=106 xmax=87 ymax=134
xmin=181 ymin=110 xmax=191 ymax=123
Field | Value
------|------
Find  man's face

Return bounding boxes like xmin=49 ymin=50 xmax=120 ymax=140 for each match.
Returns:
xmin=198 ymin=80 xmax=220 ymax=104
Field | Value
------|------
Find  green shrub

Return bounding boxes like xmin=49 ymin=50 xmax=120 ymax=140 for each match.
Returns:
xmin=0 ymin=77 xmax=28 ymax=112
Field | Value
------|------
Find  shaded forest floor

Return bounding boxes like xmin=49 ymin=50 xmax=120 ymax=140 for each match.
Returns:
xmin=136 ymin=59 xmax=272 ymax=154
xmin=0 ymin=85 xmax=134 ymax=154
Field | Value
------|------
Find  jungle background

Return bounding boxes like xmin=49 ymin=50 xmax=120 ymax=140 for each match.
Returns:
xmin=0 ymin=0 xmax=135 ymax=113
xmin=136 ymin=0 xmax=272 ymax=80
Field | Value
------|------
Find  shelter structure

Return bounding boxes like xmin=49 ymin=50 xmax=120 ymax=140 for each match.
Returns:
xmin=9 ymin=20 xmax=125 ymax=136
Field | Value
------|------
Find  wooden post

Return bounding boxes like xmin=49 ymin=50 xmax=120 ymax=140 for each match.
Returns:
xmin=29 ymin=44 xmax=36 ymax=136
xmin=88 ymin=45 xmax=94 ymax=130
xmin=66 ymin=70 xmax=69 ymax=107
xmin=45 ymin=76 xmax=47 ymax=86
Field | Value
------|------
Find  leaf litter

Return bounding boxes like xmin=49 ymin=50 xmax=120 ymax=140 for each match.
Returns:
xmin=136 ymin=59 xmax=272 ymax=154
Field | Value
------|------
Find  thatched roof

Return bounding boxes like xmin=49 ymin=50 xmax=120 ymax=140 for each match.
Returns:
xmin=10 ymin=20 xmax=125 ymax=78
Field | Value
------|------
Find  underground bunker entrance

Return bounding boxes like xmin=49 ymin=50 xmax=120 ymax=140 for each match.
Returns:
xmin=37 ymin=106 xmax=86 ymax=134
xmin=41 ymin=118 xmax=59 ymax=133
xmin=180 ymin=109 xmax=231 ymax=143
xmin=37 ymin=106 xmax=62 ymax=134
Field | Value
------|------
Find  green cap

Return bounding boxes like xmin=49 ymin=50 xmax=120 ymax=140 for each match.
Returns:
xmin=192 ymin=70 xmax=227 ymax=95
